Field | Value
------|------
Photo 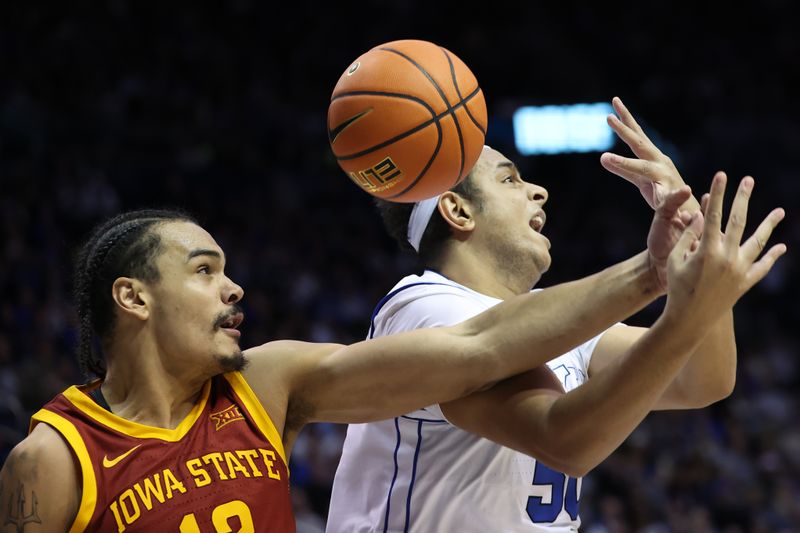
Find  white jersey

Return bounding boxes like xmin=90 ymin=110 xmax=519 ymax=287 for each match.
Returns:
xmin=327 ymin=270 xmax=609 ymax=533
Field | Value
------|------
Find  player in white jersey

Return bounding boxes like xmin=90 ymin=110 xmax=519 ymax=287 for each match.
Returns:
xmin=327 ymin=99 xmax=785 ymax=531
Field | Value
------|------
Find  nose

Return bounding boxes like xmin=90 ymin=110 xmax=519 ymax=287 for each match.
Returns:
xmin=223 ymin=277 xmax=244 ymax=304
xmin=527 ymin=182 xmax=548 ymax=205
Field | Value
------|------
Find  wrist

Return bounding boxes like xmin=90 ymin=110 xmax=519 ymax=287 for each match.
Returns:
xmin=646 ymin=252 xmax=668 ymax=296
xmin=641 ymin=251 xmax=667 ymax=297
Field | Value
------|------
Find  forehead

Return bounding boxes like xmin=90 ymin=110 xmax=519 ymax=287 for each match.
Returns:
xmin=471 ymin=147 xmax=514 ymax=181
xmin=155 ymin=221 xmax=222 ymax=261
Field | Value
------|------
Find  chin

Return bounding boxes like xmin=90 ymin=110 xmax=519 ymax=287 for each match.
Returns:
xmin=217 ymin=350 xmax=247 ymax=372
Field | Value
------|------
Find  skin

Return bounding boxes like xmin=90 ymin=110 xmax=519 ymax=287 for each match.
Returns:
xmin=432 ymin=100 xmax=786 ymax=477
xmin=0 ymin=101 xmax=786 ymax=529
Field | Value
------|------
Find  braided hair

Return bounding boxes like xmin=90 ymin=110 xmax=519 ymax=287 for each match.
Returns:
xmin=73 ymin=209 xmax=196 ymax=379
xmin=374 ymin=171 xmax=483 ymax=265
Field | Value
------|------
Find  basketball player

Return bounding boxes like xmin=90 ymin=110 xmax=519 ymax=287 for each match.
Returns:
xmin=0 ymin=137 xmax=783 ymax=531
xmin=326 ymin=99 xmax=787 ymax=532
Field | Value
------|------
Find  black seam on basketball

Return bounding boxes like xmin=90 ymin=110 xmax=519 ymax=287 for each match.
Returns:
xmin=441 ymin=48 xmax=466 ymax=186
xmin=333 ymin=86 xmax=481 ymax=161
xmin=386 ymin=119 xmax=444 ymax=200
xmin=381 ymin=46 xmax=466 ymax=187
xmin=443 ymin=50 xmax=486 ymax=138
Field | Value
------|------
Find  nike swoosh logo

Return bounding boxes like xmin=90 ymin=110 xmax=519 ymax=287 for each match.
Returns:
xmin=103 ymin=445 xmax=142 ymax=468
xmin=328 ymin=108 xmax=373 ymax=144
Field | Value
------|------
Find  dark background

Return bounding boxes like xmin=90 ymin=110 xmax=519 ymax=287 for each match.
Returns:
xmin=1 ymin=2 xmax=798 ymax=531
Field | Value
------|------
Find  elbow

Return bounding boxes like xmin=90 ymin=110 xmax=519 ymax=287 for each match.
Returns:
xmin=687 ymin=369 xmax=737 ymax=408
xmin=519 ymin=438 xmax=601 ymax=478
xmin=525 ymin=448 xmax=595 ymax=478
xmin=698 ymin=376 xmax=736 ymax=406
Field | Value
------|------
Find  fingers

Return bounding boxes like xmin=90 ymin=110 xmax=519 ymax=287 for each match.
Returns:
xmin=724 ymin=176 xmax=754 ymax=246
xmin=702 ymin=172 xmax=728 ymax=242
xmin=611 ymin=97 xmax=644 ymax=136
xmin=745 ymin=243 xmax=787 ymax=288
xmin=657 ymin=186 xmax=693 ymax=219
xmin=700 ymin=193 xmax=710 ymax=215
xmin=600 ymin=153 xmax=651 ymax=184
xmin=607 ymin=97 xmax=663 ymax=160
xmin=673 ymin=211 xmax=704 ymax=260
xmin=741 ymin=207 xmax=786 ymax=263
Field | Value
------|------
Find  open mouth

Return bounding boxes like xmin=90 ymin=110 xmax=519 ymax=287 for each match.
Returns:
xmin=218 ymin=312 xmax=244 ymax=330
xmin=530 ymin=211 xmax=546 ymax=233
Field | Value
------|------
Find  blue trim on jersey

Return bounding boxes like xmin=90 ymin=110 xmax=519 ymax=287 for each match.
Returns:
xmin=400 ymin=415 xmax=448 ymax=424
xmin=403 ymin=420 xmax=424 ymax=533
xmin=382 ymin=417 xmax=402 ymax=533
xmin=368 ymin=282 xmax=453 ymax=339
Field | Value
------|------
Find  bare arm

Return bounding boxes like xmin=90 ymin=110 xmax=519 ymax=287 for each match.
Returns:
xmin=442 ymin=312 xmax=716 ymax=477
xmin=0 ymin=424 xmax=80 ymax=533
xmin=589 ymin=320 xmax=735 ymax=410
xmin=245 ymin=249 xmax=663 ymax=437
xmin=443 ymin=174 xmax=785 ymax=478
xmin=599 ymin=96 xmax=737 ymax=407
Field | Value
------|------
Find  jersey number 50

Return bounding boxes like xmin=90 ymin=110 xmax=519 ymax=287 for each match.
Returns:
xmin=526 ymin=463 xmax=579 ymax=523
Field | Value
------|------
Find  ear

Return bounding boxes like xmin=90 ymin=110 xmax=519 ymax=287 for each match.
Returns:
xmin=438 ymin=191 xmax=476 ymax=234
xmin=111 ymin=277 xmax=150 ymax=322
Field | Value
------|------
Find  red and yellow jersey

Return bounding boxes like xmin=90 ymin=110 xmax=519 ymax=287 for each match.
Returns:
xmin=30 ymin=372 xmax=294 ymax=533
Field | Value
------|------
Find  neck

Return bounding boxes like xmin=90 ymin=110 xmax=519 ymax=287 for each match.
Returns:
xmin=431 ymin=242 xmax=539 ymax=299
xmin=100 ymin=337 xmax=211 ymax=429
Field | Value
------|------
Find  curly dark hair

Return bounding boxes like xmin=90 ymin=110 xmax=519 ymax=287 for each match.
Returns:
xmin=73 ymin=208 xmax=196 ymax=379
xmin=374 ymin=172 xmax=483 ymax=265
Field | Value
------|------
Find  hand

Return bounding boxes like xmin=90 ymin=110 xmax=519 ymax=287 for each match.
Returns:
xmin=665 ymin=172 xmax=786 ymax=322
xmin=646 ymin=185 xmax=696 ymax=293
xmin=600 ymin=97 xmax=699 ymax=214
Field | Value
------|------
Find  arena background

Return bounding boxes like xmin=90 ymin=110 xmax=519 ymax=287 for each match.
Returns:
xmin=1 ymin=2 xmax=797 ymax=531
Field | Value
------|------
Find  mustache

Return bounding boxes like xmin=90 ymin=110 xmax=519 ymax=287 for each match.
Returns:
xmin=213 ymin=304 xmax=244 ymax=330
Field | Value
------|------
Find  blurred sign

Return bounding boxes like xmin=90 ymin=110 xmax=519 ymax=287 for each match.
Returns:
xmin=513 ymin=103 xmax=615 ymax=155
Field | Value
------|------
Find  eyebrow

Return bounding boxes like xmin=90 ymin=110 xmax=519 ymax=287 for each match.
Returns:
xmin=186 ymin=249 xmax=223 ymax=262
xmin=496 ymin=161 xmax=518 ymax=174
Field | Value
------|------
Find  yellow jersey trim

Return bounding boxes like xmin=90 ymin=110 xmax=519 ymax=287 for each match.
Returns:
xmin=61 ymin=380 xmax=211 ymax=441
xmin=224 ymin=371 xmax=288 ymax=467
xmin=31 ymin=409 xmax=97 ymax=533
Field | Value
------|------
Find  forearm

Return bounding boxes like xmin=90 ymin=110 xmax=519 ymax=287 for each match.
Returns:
xmin=655 ymin=309 xmax=736 ymax=409
xmin=538 ymin=312 xmax=708 ymax=474
xmin=300 ymin=252 xmax=661 ymax=424
xmin=458 ymin=251 xmax=662 ymax=382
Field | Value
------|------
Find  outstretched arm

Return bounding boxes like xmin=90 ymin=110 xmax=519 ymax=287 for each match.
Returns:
xmin=597 ymin=97 xmax=735 ymax=407
xmin=444 ymin=174 xmax=785 ymax=477
xmin=246 ymin=248 xmax=663 ymax=438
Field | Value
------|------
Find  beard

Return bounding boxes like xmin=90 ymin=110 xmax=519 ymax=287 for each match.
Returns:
xmin=217 ymin=349 xmax=248 ymax=372
xmin=485 ymin=234 xmax=548 ymax=294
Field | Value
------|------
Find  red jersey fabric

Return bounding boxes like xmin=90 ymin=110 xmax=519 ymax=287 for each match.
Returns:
xmin=31 ymin=372 xmax=295 ymax=532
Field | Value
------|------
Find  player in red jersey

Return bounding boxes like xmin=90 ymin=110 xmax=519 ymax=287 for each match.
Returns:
xmin=0 ymin=169 xmax=785 ymax=531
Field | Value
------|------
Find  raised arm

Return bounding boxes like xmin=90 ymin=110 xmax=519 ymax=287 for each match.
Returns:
xmin=245 ymin=187 xmax=700 ymax=445
xmin=244 ymin=245 xmax=662 ymax=442
xmin=597 ymin=96 xmax=736 ymax=407
xmin=0 ymin=424 xmax=80 ymax=533
xmin=443 ymin=173 xmax=785 ymax=477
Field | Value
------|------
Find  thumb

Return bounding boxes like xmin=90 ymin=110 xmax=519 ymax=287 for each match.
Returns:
xmin=657 ymin=185 xmax=692 ymax=219
xmin=672 ymin=211 xmax=703 ymax=259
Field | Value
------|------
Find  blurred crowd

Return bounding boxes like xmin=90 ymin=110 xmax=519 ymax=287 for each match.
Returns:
xmin=1 ymin=2 xmax=798 ymax=531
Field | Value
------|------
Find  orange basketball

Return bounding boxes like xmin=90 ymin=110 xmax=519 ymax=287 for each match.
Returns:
xmin=328 ymin=40 xmax=487 ymax=203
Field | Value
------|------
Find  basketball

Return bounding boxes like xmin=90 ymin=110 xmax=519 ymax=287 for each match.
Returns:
xmin=328 ymin=39 xmax=487 ymax=203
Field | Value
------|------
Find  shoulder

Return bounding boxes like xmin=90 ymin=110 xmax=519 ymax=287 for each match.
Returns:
xmin=374 ymin=280 xmax=492 ymax=333
xmin=1 ymin=424 xmax=80 ymax=530
xmin=240 ymin=341 xmax=346 ymax=429
xmin=10 ymin=423 xmax=76 ymax=476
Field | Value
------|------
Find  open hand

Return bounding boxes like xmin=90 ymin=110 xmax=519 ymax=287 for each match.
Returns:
xmin=600 ymin=97 xmax=699 ymax=214
xmin=665 ymin=172 xmax=786 ymax=321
